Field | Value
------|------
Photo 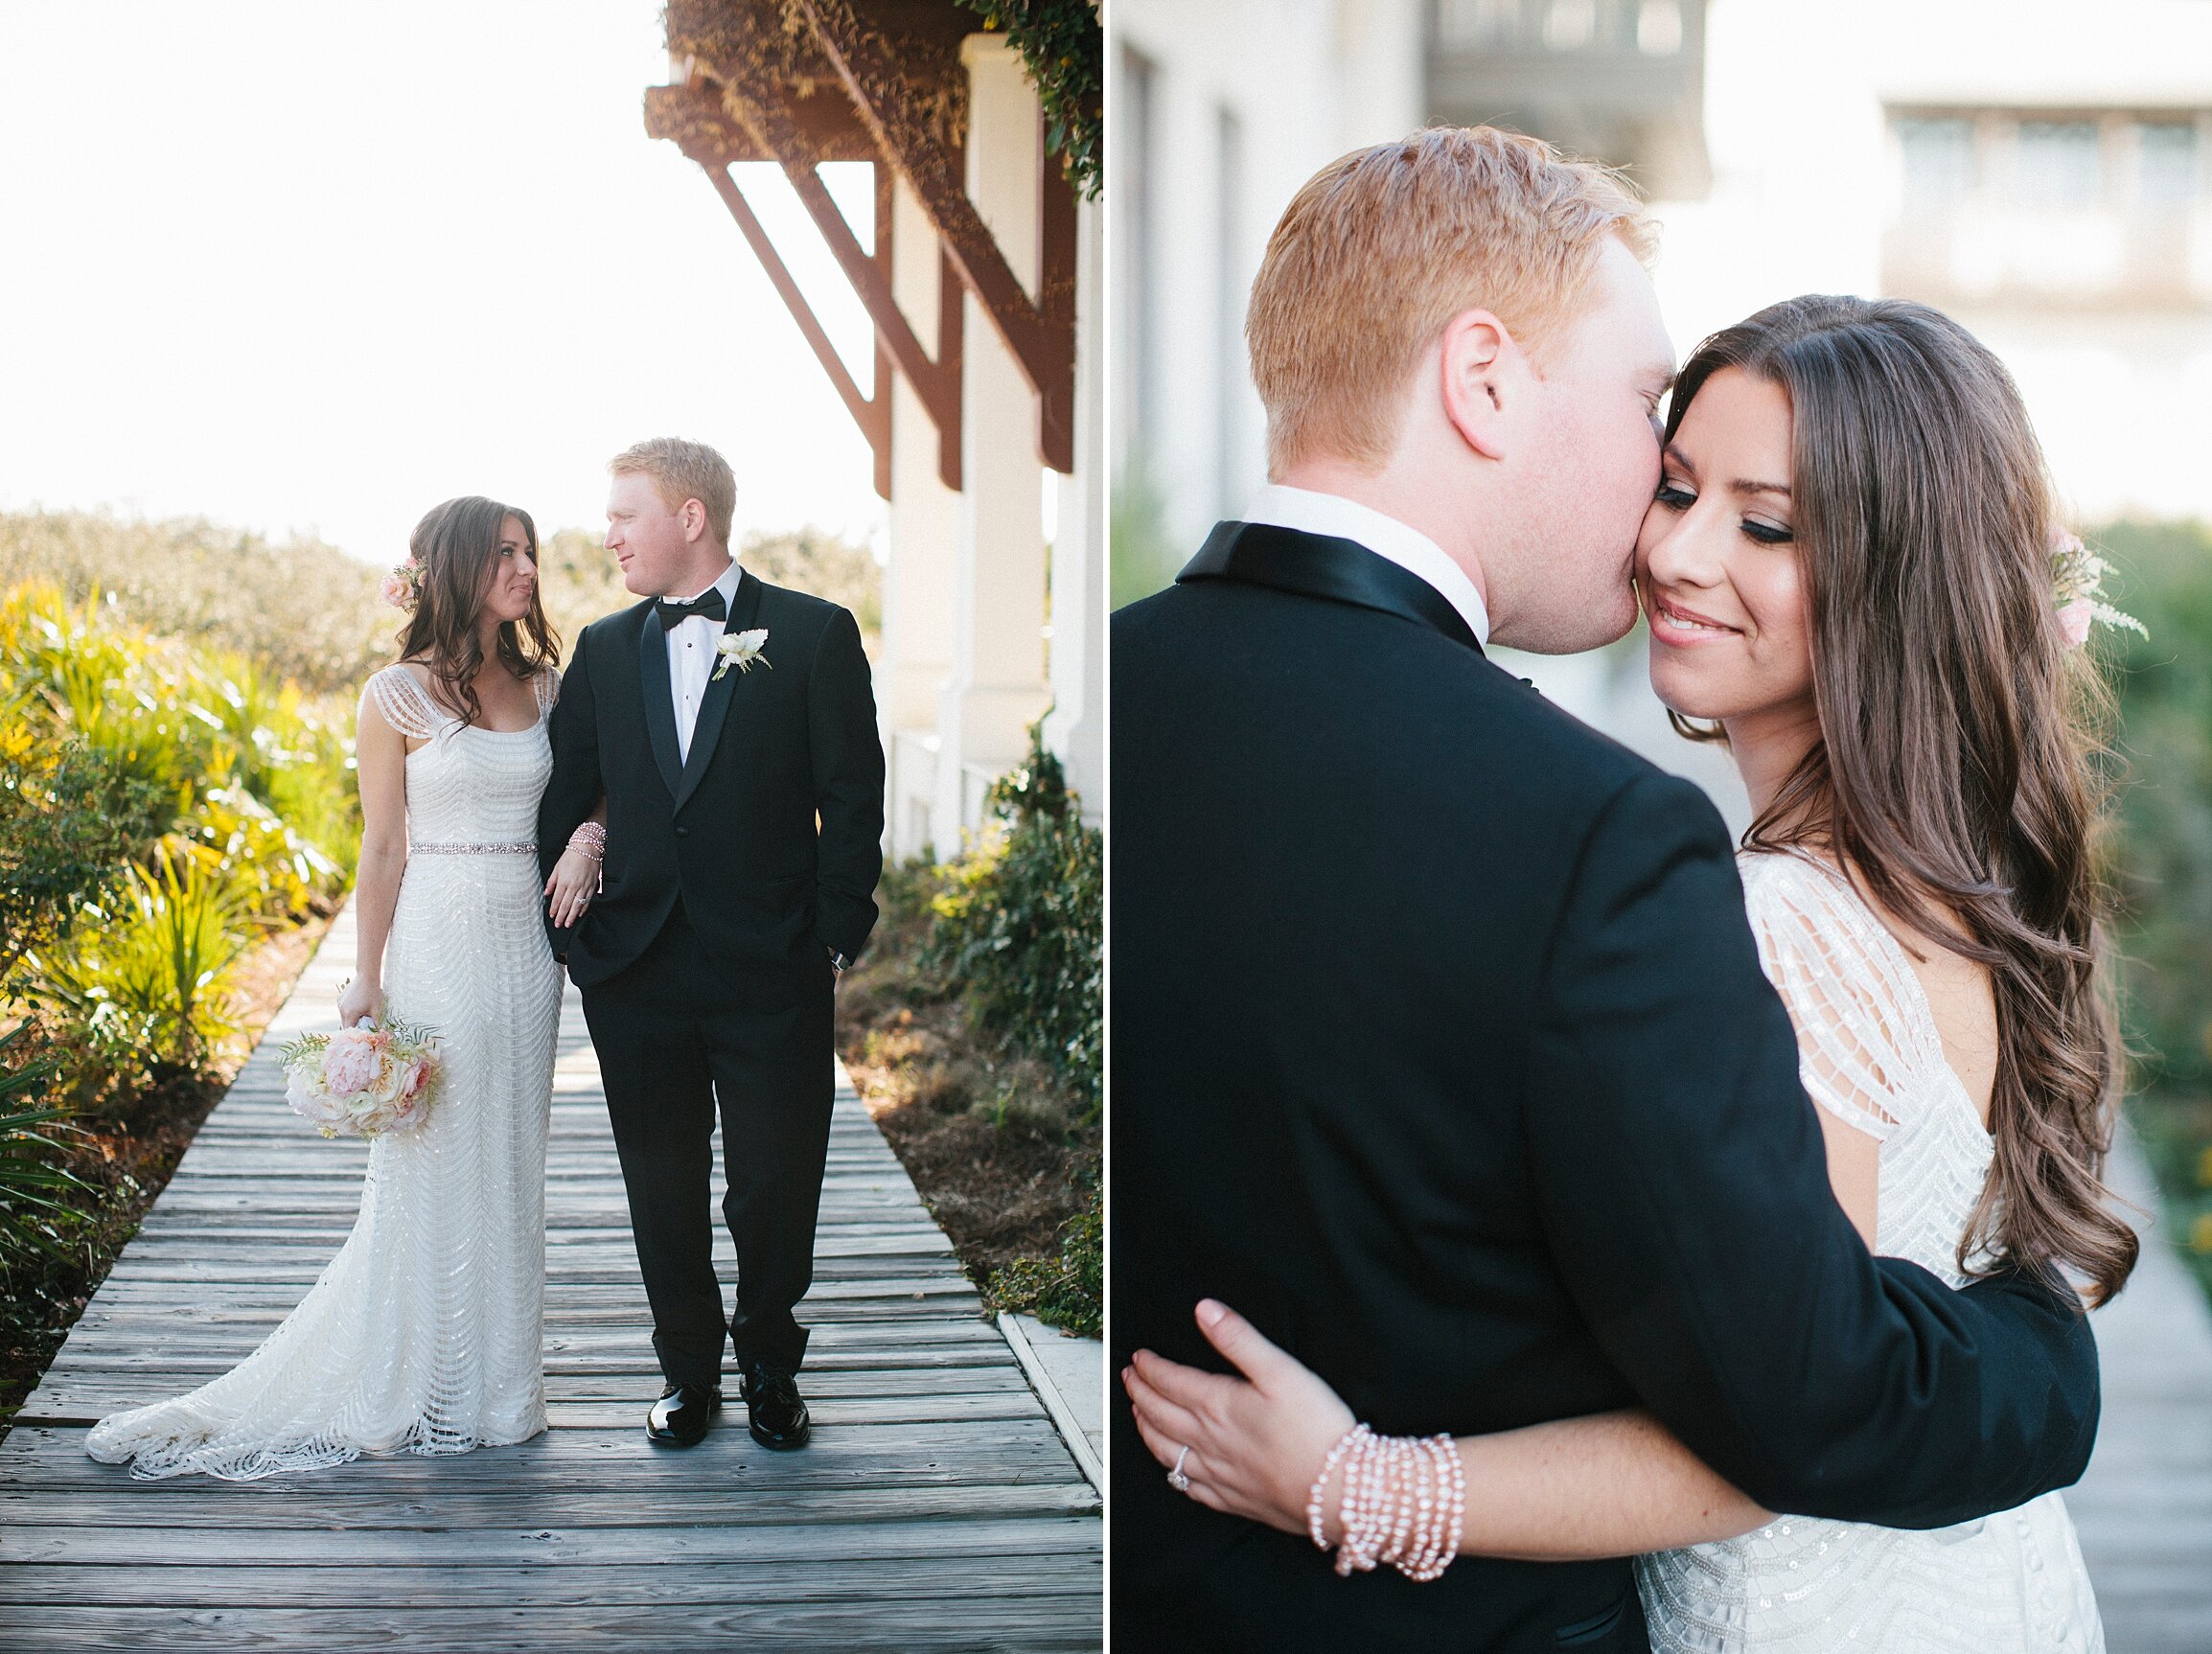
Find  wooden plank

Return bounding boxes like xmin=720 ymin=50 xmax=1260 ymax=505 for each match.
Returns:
xmin=0 ymin=1602 xmax=1104 ymax=1652
xmin=0 ymin=1555 xmax=1100 ymax=1608
xmin=3 ymin=899 xmax=1099 ymax=1648
xmin=0 ymin=1515 xmax=1103 ymax=1567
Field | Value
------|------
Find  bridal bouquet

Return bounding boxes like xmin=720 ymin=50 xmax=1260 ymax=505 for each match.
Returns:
xmin=280 ymin=1017 xmax=443 ymax=1139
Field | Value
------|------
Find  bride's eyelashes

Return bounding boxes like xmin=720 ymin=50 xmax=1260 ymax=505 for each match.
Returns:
xmin=1651 ymin=479 xmax=1794 ymax=546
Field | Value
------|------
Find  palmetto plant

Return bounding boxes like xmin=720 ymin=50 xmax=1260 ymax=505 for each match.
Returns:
xmin=33 ymin=847 xmax=251 ymax=1076
xmin=0 ymin=1022 xmax=93 ymax=1266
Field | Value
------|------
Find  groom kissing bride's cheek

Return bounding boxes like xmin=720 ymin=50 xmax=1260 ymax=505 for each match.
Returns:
xmin=1114 ymin=126 xmax=2125 ymax=1654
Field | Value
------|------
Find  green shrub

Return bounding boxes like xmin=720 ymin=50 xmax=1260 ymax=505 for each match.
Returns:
xmin=0 ymin=738 xmax=170 ymax=991
xmin=1111 ymin=460 xmax=1182 ymax=610
xmin=2094 ymin=517 xmax=2212 ymax=1298
xmin=0 ymin=581 xmax=354 ymax=1110
xmin=924 ymin=720 xmax=1102 ymax=1116
xmin=992 ymin=1196 xmax=1101 ymax=1339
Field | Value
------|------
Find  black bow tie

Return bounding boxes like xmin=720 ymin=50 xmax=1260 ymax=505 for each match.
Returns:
xmin=660 ymin=587 xmax=727 ymax=625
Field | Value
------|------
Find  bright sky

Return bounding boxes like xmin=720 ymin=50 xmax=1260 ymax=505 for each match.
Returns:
xmin=0 ymin=1 xmax=887 ymax=563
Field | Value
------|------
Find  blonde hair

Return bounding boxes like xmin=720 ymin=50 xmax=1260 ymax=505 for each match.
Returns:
xmin=1246 ymin=126 xmax=1656 ymax=476
xmin=609 ymin=437 xmax=736 ymax=546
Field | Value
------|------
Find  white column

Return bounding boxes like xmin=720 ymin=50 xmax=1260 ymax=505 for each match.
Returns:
xmin=881 ymin=174 xmax=960 ymax=862
xmin=936 ymin=34 xmax=1052 ymax=842
xmin=1046 ymin=190 xmax=1103 ymax=824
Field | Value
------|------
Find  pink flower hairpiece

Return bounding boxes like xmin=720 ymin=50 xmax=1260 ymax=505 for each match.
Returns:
xmin=380 ymin=559 xmax=423 ymax=613
xmin=2051 ymin=530 xmax=2145 ymax=651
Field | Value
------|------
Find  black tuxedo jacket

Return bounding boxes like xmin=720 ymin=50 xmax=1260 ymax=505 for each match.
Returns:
xmin=538 ymin=568 xmax=885 ymax=990
xmin=1111 ymin=522 xmax=2100 ymax=1653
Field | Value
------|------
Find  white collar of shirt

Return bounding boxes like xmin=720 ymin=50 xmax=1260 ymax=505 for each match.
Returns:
xmin=1241 ymin=484 xmax=1491 ymax=647
xmin=663 ymin=558 xmax=742 ymax=620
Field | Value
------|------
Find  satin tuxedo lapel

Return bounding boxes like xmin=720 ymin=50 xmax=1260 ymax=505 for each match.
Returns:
xmin=1177 ymin=520 xmax=1483 ymax=654
xmin=675 ymin=568 xmax=765 ymax=813
xmin=637 ymin=609 xmax=684 ymax=799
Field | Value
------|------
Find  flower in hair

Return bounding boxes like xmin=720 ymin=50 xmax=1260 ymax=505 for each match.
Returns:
xmin=2051 ymin=531 xmax=2145 ymax=650
xmin=380 ymin=559 xmax=423 ymax=613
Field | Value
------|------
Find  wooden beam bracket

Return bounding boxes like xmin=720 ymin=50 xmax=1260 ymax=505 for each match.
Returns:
xmin=795 ymin=0 xmax=1075 ymax=473
xmin=704 ymin=56 xmax=966 ymax=494
xmin=701 ymin=165 xmax=894 ymax=501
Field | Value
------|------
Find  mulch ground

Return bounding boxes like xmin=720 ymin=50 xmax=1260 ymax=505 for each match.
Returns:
xmin=834 ymin=911 xmax=1099 ymax=1306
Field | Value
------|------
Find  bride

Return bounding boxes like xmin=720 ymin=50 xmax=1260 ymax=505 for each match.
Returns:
xmin=86 ymin=495 xmax=604 ymax=1480
xmin=1126 ymin=295 xmax=2139 ymax=1650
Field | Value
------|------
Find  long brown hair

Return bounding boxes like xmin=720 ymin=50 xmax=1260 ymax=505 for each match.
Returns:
xmin=1662 ymin=294 xmax=2136 ymax=1306
xmin=396 ymin=496 xmax=560 ymax=726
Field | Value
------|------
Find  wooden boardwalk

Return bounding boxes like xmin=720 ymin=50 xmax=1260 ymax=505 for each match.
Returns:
xmin=0 ymin=906 xmax=1101 ymax=1651
xmin=2072 ymin=1128 xmax=2212 ymax=1654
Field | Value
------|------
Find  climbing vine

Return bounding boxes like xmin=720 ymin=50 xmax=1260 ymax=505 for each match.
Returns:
xmin=959 ymin=0 xmax=1102 ymax=200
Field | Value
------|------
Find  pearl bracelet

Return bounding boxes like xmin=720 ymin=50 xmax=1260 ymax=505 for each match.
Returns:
xmin=566 ymin=821 xmax=607 ymax=862
xmin=1304 ymin=1421 xmax=1465 ymax=1582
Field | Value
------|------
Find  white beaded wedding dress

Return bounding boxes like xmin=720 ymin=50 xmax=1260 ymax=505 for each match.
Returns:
xmin=85 ymin=664 xmax=565 ymax=1481
xmin=1635 ymin=849 xmax=2104 ymax=1652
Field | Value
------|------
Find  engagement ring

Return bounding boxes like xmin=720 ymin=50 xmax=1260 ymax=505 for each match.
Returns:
xmin=1167 ymin=1443 xmax=1192 ymax=1492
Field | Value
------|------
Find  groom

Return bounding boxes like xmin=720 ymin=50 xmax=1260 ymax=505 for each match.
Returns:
xmin=541 ymin=437 xmax=884 ymax=1451
xmin=1114 ymin=129 xmax=2099 ymax=1648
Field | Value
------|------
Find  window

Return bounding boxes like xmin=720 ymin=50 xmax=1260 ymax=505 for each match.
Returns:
xmin=2139 ymin=122 xmax=2200 ymax=205
xmin=1542 ymin=0 xmax=1596 ymax=52
xmin=1885 ymin=107 xmax=2211 ymax=306
xmin=1438 ymin=0 xmax=1521 ymax=48
xmin=2016 ymin=120 xmax=2103 ymax=208
xmin=1898 ymin=117 xmax=1974 ymax=207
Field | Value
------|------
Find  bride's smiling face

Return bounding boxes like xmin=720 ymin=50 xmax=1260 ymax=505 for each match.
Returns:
xmin=1637 ymin=367 xmax=1815 ymax=727
xmin=480 ymin=515 xmax=538 ymax=627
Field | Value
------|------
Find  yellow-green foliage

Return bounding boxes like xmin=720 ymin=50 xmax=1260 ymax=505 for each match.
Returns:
xmin=0 ymin=582 xmax=357 ymax=1113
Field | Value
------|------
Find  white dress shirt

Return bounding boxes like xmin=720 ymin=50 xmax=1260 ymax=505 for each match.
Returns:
xmin=662 ymin=559 xmax=744 ymax=764
xmin=1242 ymin=483 xmax=1491 ymax=646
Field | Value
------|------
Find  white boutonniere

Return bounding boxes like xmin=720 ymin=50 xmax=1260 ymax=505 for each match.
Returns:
xmin=712 ymin=628 xmax=772 ymax=680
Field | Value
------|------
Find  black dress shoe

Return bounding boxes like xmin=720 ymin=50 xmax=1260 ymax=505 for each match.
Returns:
xmin=645 ymin=1382 xmax=721 ymax=1447
xmin=740 ymin=1366 xmax=811 ymax=1450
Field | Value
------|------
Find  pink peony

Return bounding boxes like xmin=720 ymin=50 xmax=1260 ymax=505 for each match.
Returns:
xmin=2059 ymin=596 xmax=2094 ymax=650
xmin=380 ymin=570 xmax=412 ymax=609
xmin=400 ymin=1056 xmax=431 ymax=1101
xmin=322 ymin=1029 xmax=383 ymax=1098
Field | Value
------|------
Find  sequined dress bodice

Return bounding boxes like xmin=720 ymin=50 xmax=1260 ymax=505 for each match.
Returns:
xmin=1634 ymin=850 xmax=2103 ymax=1652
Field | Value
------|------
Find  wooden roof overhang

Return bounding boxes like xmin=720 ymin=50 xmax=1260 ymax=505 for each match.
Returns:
xmin=648 ymin=0 xmax=1078 ymax=499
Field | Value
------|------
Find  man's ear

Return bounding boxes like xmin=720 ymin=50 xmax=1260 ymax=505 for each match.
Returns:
xmin=1439 ymin=308 xmax=1521 ymax=462
xmin=680 ymin=497 xmax=707 ymax=543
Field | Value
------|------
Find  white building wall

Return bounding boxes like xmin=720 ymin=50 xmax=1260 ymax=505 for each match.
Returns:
xmin=876 ymin=36 xmax=1100 ymax=860
xmin=1114 ymin=0 xmax=1425 ymax=552
xmin=1650 ymin=0 xmax=2212 ymax=523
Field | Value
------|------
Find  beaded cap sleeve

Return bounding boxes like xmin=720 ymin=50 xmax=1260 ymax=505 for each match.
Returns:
xmin=1737 ymin=850 xmax=1947 ymax=1142
xmin=532 ymin=664 xmax=559 ymax=719
xmin=365 ymin=665 xmax=449 ymax=743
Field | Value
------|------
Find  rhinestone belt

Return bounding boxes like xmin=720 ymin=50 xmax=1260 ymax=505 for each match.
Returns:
xmin=411 ymin=841 xmax=537 ymax=856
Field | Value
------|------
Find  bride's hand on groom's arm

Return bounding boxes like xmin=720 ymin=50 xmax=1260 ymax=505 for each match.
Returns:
xmin=1124 ymin=1300 xmax=1355 ymax=1538
xmin=1127 ymin=1300 xmax=1774 ymax=1562
xmin=543 ymin=799 xmax=608 ymax=929
xmin=543 ymin=847 xmax=600 ymax=929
